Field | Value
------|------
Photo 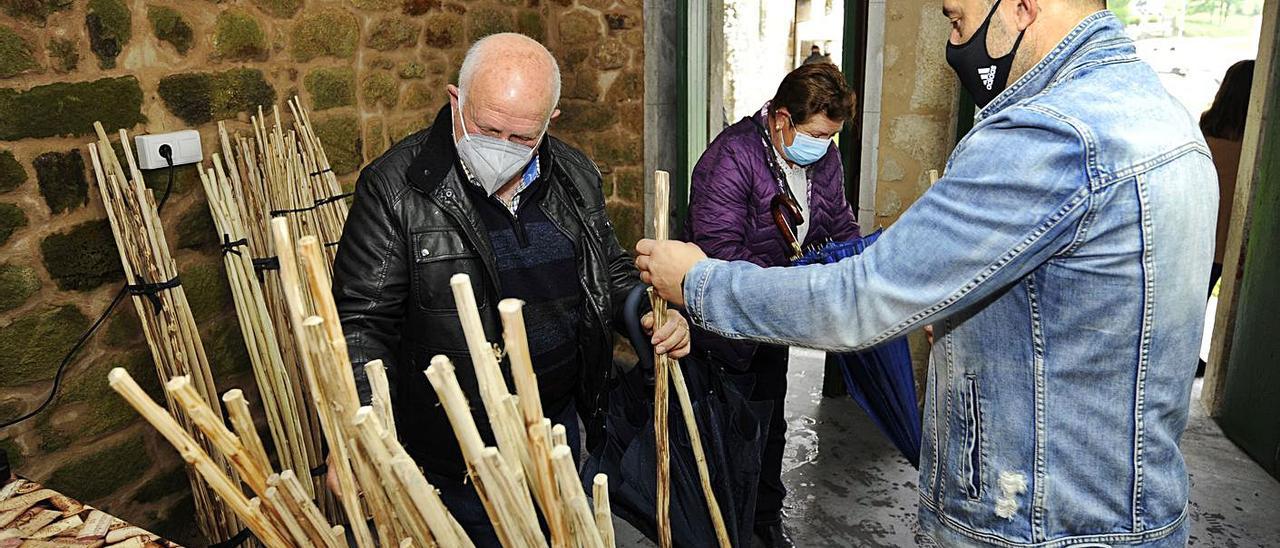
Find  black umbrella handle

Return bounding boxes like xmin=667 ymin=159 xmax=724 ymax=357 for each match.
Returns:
xmin=624 ymin=284 xmax=655 ymax=373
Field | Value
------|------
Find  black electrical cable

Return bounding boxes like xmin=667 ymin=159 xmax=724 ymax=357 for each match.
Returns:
xmin=0 ymin=148 xmax=177 ymax=431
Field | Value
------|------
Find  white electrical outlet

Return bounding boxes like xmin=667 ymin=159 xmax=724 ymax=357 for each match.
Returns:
xmin=134 ymin=130 xmax=203 ymax=170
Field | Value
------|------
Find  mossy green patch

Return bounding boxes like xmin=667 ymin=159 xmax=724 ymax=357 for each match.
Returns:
xmin=86 ymin=0 xmax=131 ymax=69
xmin=0 ymin=25 xmax=37 ymax=79
xmin=398 ymin=61 xmax=426 ymax=80
xmin=404 ymin=81 xmax=435 ymax=110
xmin=134 ymin=464 xmax=189 ymax=504
xmin=0 ymin=437 xmax=22 ymax=470
xmin=313 ymin=114 xmax=362 ymax=175
xmin=103 ymin=305 xmax=142 ymax=348
xmin=468 ymin=5 xmax=515 ymax=39
xmin=182 ymin=259 xmax=231 ymax=326
xmin=362 ymin=71 xmax=398 ymax=109
xmin=516 ymin=10 xmax=545 ymax=41
xmin=148 ymin=5 xmax=193 ymax=55
xmin=558 ymin=10 xmax=601 ymax=45
xmin=141 ymin=160 xmax=199 ymax=196
xmin=304 ymin=66 xmax=355 ymax=111
xmin=0 ymin=77 xmax=144 ymax=140
xmin=47 ymin=37 xmax=78 ymax=72
xmin=213 ymin=8 xmax=267 ymax=62
xmin=0 ymin=263 xmax=39 ymax=312
xmin=290 ymin=8 xmax=358 ymax=62
xmin=555 ymin=100 xmax=616 ymax=132
xmin=157 ymin=69 xmax=275 ymax=126
xmin=349 ymin=0 xmax=397 ymax=9
xmin=0 ymin=150 xmax=24 ymax=192
xmin=0 ymin=304 xmax=90 ymax=386
xmin=175 ymin=204 xmax=217 ymax=250
xmin=367 ymin=17 xmax=419 ymax=51
xmin=33 ymin=150 xmax=88 ymax=214
xmin=592 ymin=130 xmax=639 ymax=167
xmin=37 ymin=349 xmax=157 ymax=451
xmin=40 ymin=219 xmax=123 ymax=291
xmin=422 ymin=11 xmax=462 ymax=49
xmin=0 ymin=0 xmax=72 ymax=23
xmin=606 ymin=200 xmax=643 ymax=251
xmin=206 ymin=317 xmax=251 ymax=378
xmin=251 ymin=0 xmax=300 ymax=18
xmin=0 ymin=202 xmax=26 ymax=245
xmin=46 ymin=433 xmax=150 ymax=502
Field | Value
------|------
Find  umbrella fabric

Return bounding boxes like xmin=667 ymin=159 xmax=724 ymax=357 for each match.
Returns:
xmin=791 ymin=229 xmax=923 ymax=467
xmin=583 ymin=286 xmax=771 ymax=547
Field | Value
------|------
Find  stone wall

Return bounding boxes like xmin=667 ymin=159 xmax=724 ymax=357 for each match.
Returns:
xmin=0 ymin=0 xmax=642 ymax=541
xmin=873 ymin=0 xmax=958 ymax=225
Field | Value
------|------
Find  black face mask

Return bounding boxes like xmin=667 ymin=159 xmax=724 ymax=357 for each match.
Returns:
xmin=946 ymin=0 xmax=1025 ymax=108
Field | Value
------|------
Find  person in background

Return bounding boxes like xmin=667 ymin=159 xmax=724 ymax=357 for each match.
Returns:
xmin=1200 ymin=60 xmax=1254 ymax=293
xmin=330 ymin=33 xmax=690 ymax=546
xmin=802 ymin=44 xmax=833 ymax=66
xmin=637 ymin=0 xmax=1217 ymax=546
xmin=685 ymin=62 xmax=858 ymax=548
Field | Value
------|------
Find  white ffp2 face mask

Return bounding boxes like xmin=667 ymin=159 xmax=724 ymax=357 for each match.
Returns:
xmin=453 ymin=101 xmax=541 ymax=195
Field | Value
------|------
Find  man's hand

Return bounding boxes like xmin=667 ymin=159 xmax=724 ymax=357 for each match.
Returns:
xmin=641 ymin=311 xmax=691 ymax=359
xmin=635 ymin=239 xmax=708 ymax=307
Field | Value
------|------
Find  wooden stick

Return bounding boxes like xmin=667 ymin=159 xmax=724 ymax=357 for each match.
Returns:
xmin=652 ymin=171 xmax=673 ymax=548
xmin=278 ymin=471 xmax=347 ymax=548
xmin=593 ymin=474 xmax=615 ymax=548
xmin=222 ymin=389 xmax=272 ymax=476
xmin=108 ymin=369 xmax=288 ymax=546
xmin=669 ymin=365 xmax=731 ymax=548
xmin=551 ymin=446 xmax=604 ymax=548
xmin=392 ymin=457 xmax=472 ymax=548
xmin=365 ymin=359 xmax=396 ymax=436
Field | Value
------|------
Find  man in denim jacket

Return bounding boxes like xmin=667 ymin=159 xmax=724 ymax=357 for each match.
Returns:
xmin=637 ymin=0 xmax=1217 ymax=546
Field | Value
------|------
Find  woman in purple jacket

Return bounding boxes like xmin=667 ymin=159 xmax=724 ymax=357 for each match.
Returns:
xmin=686 ymin=62 xmax=858 ymax=547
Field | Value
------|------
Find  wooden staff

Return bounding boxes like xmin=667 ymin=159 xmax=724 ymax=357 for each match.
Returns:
xmin=551 ymin=446 xmax=605 ymax=548
xmin=365 ymin=359 xmax=396 ymax=436
xmin=222 ymin=390 xmax=273 ymax=477
xmin=593 ymin=474 xmax=615 ymax=548
xmin=108 ymin=369 xmax=287 ymax=546
xmin=651 ymin=170 xmax=731 ymax=548
xmin=278 ymin=471 xmax=347 ymax=548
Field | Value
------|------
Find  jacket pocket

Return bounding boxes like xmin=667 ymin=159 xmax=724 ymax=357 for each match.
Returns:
xmin=411 ymin=230 xmax=486 ymax=313
xmin=965 ymin=374 xmax=983 ymax=500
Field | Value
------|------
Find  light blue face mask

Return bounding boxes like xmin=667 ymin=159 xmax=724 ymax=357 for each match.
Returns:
xmin=782 ymin=116 xmax=832 ymax=166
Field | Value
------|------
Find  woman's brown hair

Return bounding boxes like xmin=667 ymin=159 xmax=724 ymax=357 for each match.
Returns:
xmin=769 ymin=63 xmax=856 ymax=125
xmin=1200 ymin=60 xmax=1255 ymax=141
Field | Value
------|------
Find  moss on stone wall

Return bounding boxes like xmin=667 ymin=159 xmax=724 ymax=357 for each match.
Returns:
xmin=0 ymin=150 xmax=25 ymax=193
xmin=33 ymin=150 xmax=88 ymax=214
xmin=313 ymin=114 xmax=362 ymax=175
xmin=47 ymin=38 xmax=78 ymax=73
xmin=367 ymin=17 xmax=419 ymax=51
xmin=206 ymin=317 xmax=251 ymax=378
xmin=103 ymin=305 xmax=142 ymax=348
xmin=304 ymin=66 xmax=355 ymax=111
xmin=46 ymin=433 xmax=151 ymax=502
xmin=362 ymin=71 xmax=398 ymax=109
xmin=252 ymin=0 xmax=300 ymax=18
xmin=141 ymin=160 xmax=199 ymax=196
xmin=290 ymin=8 xmax=358 ymax=62
xmin=175 ymin=204 xmax=216 ymax=250
xmin=0 ymin=202 xmax=26 ymax=245
xmin=133 ymin=464 xmax=188 ymax=504
xmin=182 ymin=259 xmax=231 ymax=326
xmin=468 ymin=6 xmax=515 ymax=39
xmin=38 ymin=349 xmax=158 ymax=451
xmin=157 ymin=68 xmax=274 ymax=125
xmin=85 ymin=0 xmax=131 ymax=69
xmin=398 ymin=61 xmax=425 ymax=80
xmin=213 ymin=8 xmax=267 ymax=62
xmin=0 ymin=25 xmax=38 ymax=79
xmin=0 ymin=76 xmax=144 ymax=140
xmin=40 ymin=219 xmax=123 ymax=291
xmin=422 ymin=12 xmax=462 ymax=49
xmin=0 ymin=263 xmax=40 ymax=312
xmin=0 ymin=304 xmax=90 ymax=386
xmin=148 ymin=5 xmax=193 ymax=55
xmin=0 ymin=0 xmax=72 ymax=23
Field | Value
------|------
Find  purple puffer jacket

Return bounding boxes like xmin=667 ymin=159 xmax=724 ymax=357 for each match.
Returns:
xmin=685 ymin=107 xmax=860 ymax=368
xmin=687 ymin=107 xmax=859 ymax=267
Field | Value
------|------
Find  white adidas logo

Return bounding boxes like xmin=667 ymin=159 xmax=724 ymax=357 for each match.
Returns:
xmin=977 ymin=65 xmax=998 ymax=90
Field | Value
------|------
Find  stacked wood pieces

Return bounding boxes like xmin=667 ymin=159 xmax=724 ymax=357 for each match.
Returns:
xmin=197 ymin=158 xmax=314 ymax=496
xmin=424 ymin=274 xmax=617 ymax=548
xmin=650 ymin=170 xmax=731 ymax=548
xmin=0 ymin=478 xmax=182 ymax=547
xmin=86 ymin=124 xmax=242 ymax=543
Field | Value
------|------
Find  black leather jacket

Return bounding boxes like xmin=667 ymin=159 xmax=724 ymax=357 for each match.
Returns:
xmin=332 ymin=105 xmax=640 ymax=478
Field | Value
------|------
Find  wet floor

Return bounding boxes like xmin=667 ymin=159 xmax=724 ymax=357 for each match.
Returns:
xmin=614 ymin=348 xmax=1280 ymax=547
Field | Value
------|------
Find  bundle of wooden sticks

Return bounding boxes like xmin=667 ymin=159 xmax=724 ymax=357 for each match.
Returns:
xmin=108 ymin=213 xmax=617 ymax=547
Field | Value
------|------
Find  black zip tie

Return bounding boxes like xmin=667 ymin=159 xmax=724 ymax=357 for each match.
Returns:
xmin=309 ymin=167 xmax=334 ymax=177
xmin=208 ymin=527 xmax=254 ymax=548
xmin=220 ymin=234 xmax=249 ymax=256
xmin=126 ymin=275 xmax=182 ymax=315
xmin=269 ymin=192 xmax=354 ymax=217
xmin=311 ymin=462 xmax=328 ymax=477
xmin=253 ymin=256 xmax=280 ymax=273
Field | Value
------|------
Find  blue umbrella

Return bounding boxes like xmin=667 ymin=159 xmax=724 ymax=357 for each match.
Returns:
xmin=783 ymin=210 xmax=923 ymax=467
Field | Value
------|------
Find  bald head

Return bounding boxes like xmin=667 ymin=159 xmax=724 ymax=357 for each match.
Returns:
xmin=457 ymin=33 xmax=561 ymax=117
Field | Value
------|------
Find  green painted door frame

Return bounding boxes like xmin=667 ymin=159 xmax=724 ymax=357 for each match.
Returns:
xmin=1215 ymin=0 xmax=1280 ymax=481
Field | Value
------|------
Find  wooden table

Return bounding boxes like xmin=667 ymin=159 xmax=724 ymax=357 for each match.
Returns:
xmin=0 ymin=476 xmax=182 ymax=547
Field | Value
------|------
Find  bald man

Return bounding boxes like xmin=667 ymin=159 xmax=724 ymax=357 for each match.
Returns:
xmin=332 ymin=33 xmax=689 ymax=544
xmin=638 ymin=1 xmax=1215 ymax=546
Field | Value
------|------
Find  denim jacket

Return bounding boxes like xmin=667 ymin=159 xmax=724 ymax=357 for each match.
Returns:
xmin=682 ymin=12 xmax=1216 ymax=547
